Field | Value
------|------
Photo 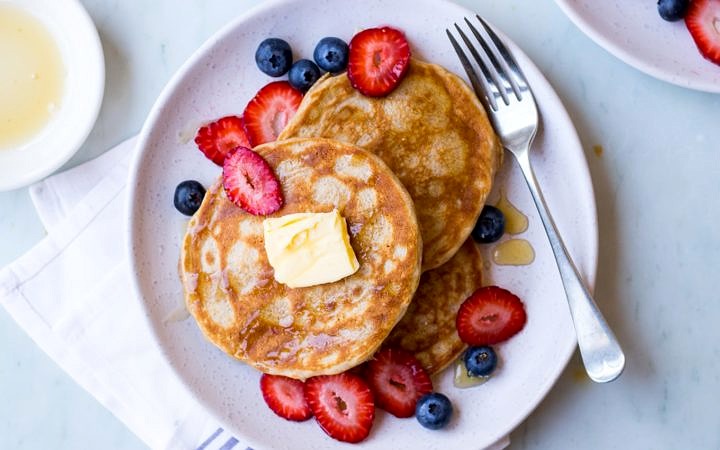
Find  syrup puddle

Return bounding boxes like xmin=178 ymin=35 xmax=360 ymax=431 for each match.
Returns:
xmin=0 ymin=5 xmax=65 ymax=148
xmin=491 ymin=192 xmax=534 ymax=266
xmin=495 ymin=191 xmax=528 ymax=235
xmin=493 ymin=238 xmax=535 ymax=266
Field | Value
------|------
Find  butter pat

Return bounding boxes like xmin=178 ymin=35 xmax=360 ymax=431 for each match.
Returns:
xmin=263 ymin=210 xmax=360 ymax=288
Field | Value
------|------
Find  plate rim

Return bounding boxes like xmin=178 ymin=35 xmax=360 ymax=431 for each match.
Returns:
xmin=553 ymin=0 xmax=720 ymax=94
xmin=126 ymin=0 xmax=598 ymax=446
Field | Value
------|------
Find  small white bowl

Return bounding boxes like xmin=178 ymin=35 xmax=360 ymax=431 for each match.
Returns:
xmin=0 ymin=0 xmax=104 ymax=191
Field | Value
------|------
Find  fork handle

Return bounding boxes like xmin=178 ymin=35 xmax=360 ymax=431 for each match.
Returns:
xmin=513 ymin=150 xmax=625 ymax=383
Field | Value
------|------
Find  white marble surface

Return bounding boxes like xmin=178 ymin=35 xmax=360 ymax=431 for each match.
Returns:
xmin=1 ymin=0 xmax=719 ymax=448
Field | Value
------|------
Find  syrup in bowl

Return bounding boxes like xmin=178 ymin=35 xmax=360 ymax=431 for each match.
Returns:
xmin=0 ymin=4 xmax=65 ymax=149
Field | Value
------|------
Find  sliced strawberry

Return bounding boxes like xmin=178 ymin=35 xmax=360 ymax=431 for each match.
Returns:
xmin=222 ymin=146 xmax=283 ymax=215
xmin=260 ymin=374 xmax=312 ymax=421
xmin=194 ymin=116 xmax=250 ymax=166
xmin=347 ymin=26 xmax=411 ymax=97
xmin=243 ymin=81 xmax=303 ymax=146
xmin=456 ymin=286 xmax=527 ymax=346
xmin=304 ymin=373 xmax=375 ymax=443
xmin=365 ymin=348 xmax=433 ymax=418
xmin=685 ymin=0 xmax=720 ymax=66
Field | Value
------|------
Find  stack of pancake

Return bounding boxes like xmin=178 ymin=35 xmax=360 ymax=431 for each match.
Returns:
xmin=180 ymin=58 xmax=503 ymax=379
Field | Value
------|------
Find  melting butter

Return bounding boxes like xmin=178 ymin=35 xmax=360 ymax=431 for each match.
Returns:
xmin=263 ymin=210 xmax=359 ymax=288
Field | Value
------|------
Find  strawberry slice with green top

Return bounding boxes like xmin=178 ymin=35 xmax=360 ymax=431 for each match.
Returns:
xmin=685 ymin=0 xmax=720 ymax=66
xmin=242 ymin=81 xmax=303 ymax=146
xmin=456 ymin=286 xmax=527 ymax=346
xmin=222 ymin=146 xmax=283 ymax=216
xmin=347 ymin=26 xmax=411 ymax=97
xmin=194 ymin=116 xmax=250 ymax=166
xmin=260 ymin=374 xmax=312 ymax=421
xmin=365 ymin=348 xmax=433 ymax=418
xmin=304 ymin=373 xmax=375 ymax=443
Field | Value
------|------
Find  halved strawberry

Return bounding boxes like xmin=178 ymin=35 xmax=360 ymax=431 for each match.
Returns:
xmin=685 ymin=0 xmax=720 ymax=66
xmin=365 ymin=348 xmax=433 ymax=418
xmin=222 ymin=146 xmax=283 ymax=215
xmin=260 ymin=374 xmax=312 ymax=421
xmin=347 ymin=26 xmax=411 ymax=97
xmin=304 ymin=373 xmax=375 ymax=443
xmin=194 ymin=116 xmax=250 ymax=166
xmin=456 ymin=286 xmax=527 ymax=346
xmin=242 ymin=81 xmax=303 ymax=146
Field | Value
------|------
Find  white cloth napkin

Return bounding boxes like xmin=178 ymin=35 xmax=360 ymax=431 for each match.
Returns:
xmin=0 ymin=137 xmax=510 ymax=450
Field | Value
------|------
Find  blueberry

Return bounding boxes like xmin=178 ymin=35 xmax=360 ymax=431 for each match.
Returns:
xmin=464 ymin=346 xmax=498 ymax=377
xmin=415 ymin=393 xmax=453 ymax=430
xmin=657 ymin=0 xmax=689 ymax=21
xmin=255 ymin=38 xmax=293 ymax=77
xmin=471 ymin=205 xmax=505 ymax=243
xmin=174 ymin=180 xmax=206 ymax=216
xmin=288 ymin=59 xmax=321 ymax=92
xmin=313 ymin=37 xmax=349 ymax=73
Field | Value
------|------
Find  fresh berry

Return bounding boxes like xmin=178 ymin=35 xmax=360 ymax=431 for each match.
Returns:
xmin=242 ymin=81 xmax=303 ymax=146
xmin=456 ymin=286 xmax=527 ymax=346
xmin=222 ymin=146 xmax=283 ymax=215
xmin=685 ymin=0 xmax=720 ymax=66
xmin=260 ymin=374 xmax=312 ymax=421
xmin=463 ymin=346 xmax=498 ymax=377
xmin=255 ymin=38 xmax=293 ymax=77
xmin=658 ymin=0 xmax=690 ymax=21
xmin=472 ymin=205 xmax=505 ymax=243
xmin=347 ymin=26 xmax=411 ymax=97
xmin=194 ymin=116 xmax=251 ymax=166
xmin=415 ymin=393 xmax=453 ymax=430
xmin=365 ymin=348 xmax=433 ymax=418
xmin=304 ymin=373 xmax=375 ymax=443
xmin=288 ymin=59 xmax=321 ymax=92
xmin=173 ymin=180 xmax=206 ymax=216
xmin=313 ymin=37 xmax=350 ymax=73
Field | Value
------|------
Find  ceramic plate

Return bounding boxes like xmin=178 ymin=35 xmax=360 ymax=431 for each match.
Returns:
xmin=555 ymin=0 xmax=720 ymax=93
xmin=128 ymin=0 xmax=597 ymax=448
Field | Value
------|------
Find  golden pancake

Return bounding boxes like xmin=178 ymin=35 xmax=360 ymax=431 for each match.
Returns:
xmin=384 ymin=239 xmax=483 ymax=375
xmin=180 ymin=138 xmax=422 ymax=379
xmin=279 ymin=59 xmax=503 ymax=271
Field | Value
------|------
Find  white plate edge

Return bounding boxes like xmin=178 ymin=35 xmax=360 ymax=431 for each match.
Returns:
xmin=124 ymin=0 xmax=600 ymax=447
xmin=553 ymin=0 xmax=720 ymax=94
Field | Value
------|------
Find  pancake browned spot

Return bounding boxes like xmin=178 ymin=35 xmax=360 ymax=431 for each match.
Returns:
xmin=279 ymin=59 xmax=503 ymax=271
xmin=180 ymin=138 xmax=422 ymax=379
xmin=385 ymin=239 xmax=483 ymax=375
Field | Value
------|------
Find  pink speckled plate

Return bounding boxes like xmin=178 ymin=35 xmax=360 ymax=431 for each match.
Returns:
xmin=127 ymin=0 xmax=597 ymax=448
xmin=555 ymin=0 xmax=720 ymax=93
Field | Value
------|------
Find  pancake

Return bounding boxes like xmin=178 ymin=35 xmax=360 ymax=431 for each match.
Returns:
xmin=279 ymin=58 xmax=503 ymax=271
xmin=384 ymin=239 xmax=483 ymax=375
xmin=181 ymin=138 xmax=422 ymax=379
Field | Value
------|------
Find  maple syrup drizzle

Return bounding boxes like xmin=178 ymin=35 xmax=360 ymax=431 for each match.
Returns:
xmin=493 ymin=239 xmax=535 ymax=266
xmin=495 ymin=191 xmax=528 ymax=235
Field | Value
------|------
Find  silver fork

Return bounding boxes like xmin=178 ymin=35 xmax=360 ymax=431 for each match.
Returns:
xmin=447 ymin=16 xmax=625 ymax=383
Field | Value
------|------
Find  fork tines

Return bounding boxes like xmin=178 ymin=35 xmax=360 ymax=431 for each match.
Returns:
xmin=446 ymin=15 xmax=528 ymax=111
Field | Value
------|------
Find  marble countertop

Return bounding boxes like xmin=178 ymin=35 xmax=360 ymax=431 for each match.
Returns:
xmin=1 ymin=0 xmax=719 ymax=448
